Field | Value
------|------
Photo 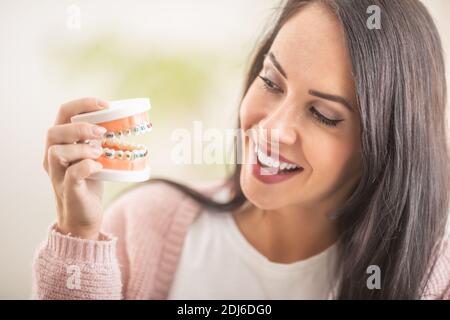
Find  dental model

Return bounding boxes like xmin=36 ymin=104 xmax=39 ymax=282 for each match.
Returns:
xmin=71 ymin=98 xmax=152 ymax=182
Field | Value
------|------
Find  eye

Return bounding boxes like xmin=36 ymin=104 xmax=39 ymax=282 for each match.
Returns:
xmin=258 ymin=75 xmax=283 ymax=94
xmin=309 ymin=106 xmax=343 ymax=127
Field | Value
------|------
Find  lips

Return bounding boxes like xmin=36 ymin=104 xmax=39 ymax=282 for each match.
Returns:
xmin=250 ymin=138 xmax=304 ymax=184
xmin=252 ymin=156 xmax=303 ymax=184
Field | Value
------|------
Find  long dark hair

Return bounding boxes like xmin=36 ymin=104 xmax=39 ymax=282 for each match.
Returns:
xmin=144 ymin=0 xmax=450 ymax=299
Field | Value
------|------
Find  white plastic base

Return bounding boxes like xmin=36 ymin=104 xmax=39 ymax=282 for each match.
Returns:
xmin=71 ymin=98 xmax=151 ymax=124
xmin=87 ymin=167 xmax=151 ymax=182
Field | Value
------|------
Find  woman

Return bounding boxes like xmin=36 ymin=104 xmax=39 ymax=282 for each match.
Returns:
xmin=35 ymin=0 xmax=450 ymax=299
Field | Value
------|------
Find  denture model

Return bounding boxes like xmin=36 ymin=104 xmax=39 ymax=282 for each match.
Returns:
xmin=71 ymin=98 xmax=152 ymax=182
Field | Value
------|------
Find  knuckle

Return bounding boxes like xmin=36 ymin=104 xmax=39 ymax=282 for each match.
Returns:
xmin=65 ymin=165 xmax=78 ymax=182
xmin=48 ymin=145 xmax=68 ymax=168
xmin=47 ymin=145 xmax=59 ymax=160
xmin=75 ymin=122 xmax=91 ymax=139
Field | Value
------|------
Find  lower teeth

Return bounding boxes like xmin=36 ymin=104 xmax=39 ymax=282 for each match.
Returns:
xmin=278 ymin=168 xmax=299 ymax=174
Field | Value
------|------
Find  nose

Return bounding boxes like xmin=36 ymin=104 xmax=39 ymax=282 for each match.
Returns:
xmin=258 ymin=107 xmax=297 ymax=146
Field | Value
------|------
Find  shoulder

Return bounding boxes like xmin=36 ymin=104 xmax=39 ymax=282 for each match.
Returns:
xmin=100 ymin=181 xmax=218 ymax=299
xmin=103 ymin=181 xmax=202 ymax=237
xmin=422 ymin=237 xmax=450 ymax=300
xmin=102 ymin=179 xmax=226 ymax=239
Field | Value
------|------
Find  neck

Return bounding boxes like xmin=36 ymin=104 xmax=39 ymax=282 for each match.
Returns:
xmin=232 ymin=201 xmax=338 ymax=263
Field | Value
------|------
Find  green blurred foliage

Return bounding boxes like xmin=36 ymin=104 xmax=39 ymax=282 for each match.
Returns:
xmin=51 ymin=34 xmax=217 ymax=121
xmin=50 ymin=33 xmax=240 ymax=203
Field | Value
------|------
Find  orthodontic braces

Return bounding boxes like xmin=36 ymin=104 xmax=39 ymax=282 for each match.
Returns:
xmin=70 ymin=98 xmax=152 ymax=181
xmin=101 ymin=121 xmax=152 ymax=161
xmin=104 ymin=122 xmax=152 ymax=139
xmin=102 ymin=147 xmax=148 ymax=161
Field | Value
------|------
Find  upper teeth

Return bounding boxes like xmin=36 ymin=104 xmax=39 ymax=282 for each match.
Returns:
xmin=255 ymin=146 xmax=300 ymax=170
xmin=105 ymin=122 xmax=152 ymax=139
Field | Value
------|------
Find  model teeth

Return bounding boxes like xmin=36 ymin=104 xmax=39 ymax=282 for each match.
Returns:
xmin=101 ymin=147 xmax=148 ymax=160
xmin=101 ymin=139 xmax=148 ymax=161
xmin=105 ymin=132 xmax=115 ymax=139
xmin=124 ymin=150 xmax=132 ymax=160
xmin=100 ymin=122 xmax=151 ymax=161
xmin=104 ymin=148 xmax=115 ymax=159
xmin=104 ymin=122 xmax=152 ymax=139
xmin=256 ymin=147 xmax=300 ymax=171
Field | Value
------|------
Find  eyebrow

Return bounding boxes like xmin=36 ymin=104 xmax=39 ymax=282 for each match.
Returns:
xmin=266 ymin=51 xmax=354 ymax=112
xmin=308 ymin=90 xmax=354 ymax=112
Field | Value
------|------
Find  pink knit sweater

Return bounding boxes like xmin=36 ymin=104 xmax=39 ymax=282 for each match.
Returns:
xmin=33 ymin=182 xmax=450 ymax=299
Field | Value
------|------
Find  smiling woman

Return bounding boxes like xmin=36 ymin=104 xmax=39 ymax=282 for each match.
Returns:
xmin=151 ymin=0 xmax=450 ymax=299
xmin=34 ymin=0 xmax=450 ymax=300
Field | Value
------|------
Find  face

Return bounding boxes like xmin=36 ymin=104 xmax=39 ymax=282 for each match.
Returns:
xmin=239 ymin=3 xmax=362 ymax=212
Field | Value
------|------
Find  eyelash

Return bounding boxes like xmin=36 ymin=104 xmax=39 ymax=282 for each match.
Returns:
xmin=310 ymin=106 xmax=342 ymax=127
xmin=258 ymin=75 xmax=283 ymax=93
xmin=257 ymin=74 xmax=342 ymax=128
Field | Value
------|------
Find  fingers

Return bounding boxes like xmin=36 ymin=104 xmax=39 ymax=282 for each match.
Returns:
xmin=65 ymin=159 xmax=103 ymax=186
xmin=47 ymin=122 xmax=107 ymax=146
xmin=55 ymin=97 xmax=109 ymax=125
xmin=44 ymin=123 xmax=106 ymax=172
xmin=44 ymin=97 xmax=108 ymax=172
xmin=47 ymin=143 xmax=103 ymax=181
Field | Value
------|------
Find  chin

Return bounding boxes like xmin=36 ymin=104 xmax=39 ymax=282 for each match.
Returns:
xmin=239 ymin=171 xmax=289 ymax=211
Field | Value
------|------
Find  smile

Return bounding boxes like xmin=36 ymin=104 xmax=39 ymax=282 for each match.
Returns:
xmin=251 ymin=141 xmax=304 ymax=184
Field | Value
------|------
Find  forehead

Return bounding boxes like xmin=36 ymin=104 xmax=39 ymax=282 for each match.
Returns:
xmin=270 ymin=3 xmax=355 ymax=98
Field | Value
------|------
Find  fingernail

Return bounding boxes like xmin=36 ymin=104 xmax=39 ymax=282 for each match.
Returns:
xmin=87 ymin=139 xmax=101 ymax=147
xmin=96 ymin=98 xmax=109 ymax=109
xmin=91 ymin=147 xmax=103 ymax=157
xmin=93 ymin=126 xmax=107 ymax=137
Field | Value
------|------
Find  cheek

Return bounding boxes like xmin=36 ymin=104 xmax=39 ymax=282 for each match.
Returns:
xmin=305 ymin=130 xmax=361 ymax=187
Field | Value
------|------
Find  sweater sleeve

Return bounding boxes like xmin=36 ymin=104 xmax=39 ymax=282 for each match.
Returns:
xmin=32 ymin=225 xmax=122 ymax=299
xmin=32 ymin=184 xmax=154 ymax=300
xmin=31 ymin=193 xmax=132 ymax=300
xmin=32 ymin=181 xmax=201 ymax=300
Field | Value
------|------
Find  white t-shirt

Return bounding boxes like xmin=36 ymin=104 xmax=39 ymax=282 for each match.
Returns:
xmin=167 ymin=190 xmax=338 ymax=300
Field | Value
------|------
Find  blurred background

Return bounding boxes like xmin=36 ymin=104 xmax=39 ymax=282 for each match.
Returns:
xmin=0 ymin=0 xmax=449 ymax=299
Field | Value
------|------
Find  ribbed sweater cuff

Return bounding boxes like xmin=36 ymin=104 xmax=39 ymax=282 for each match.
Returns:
xmin=46 ymin=224 xmax=117 ymax=265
